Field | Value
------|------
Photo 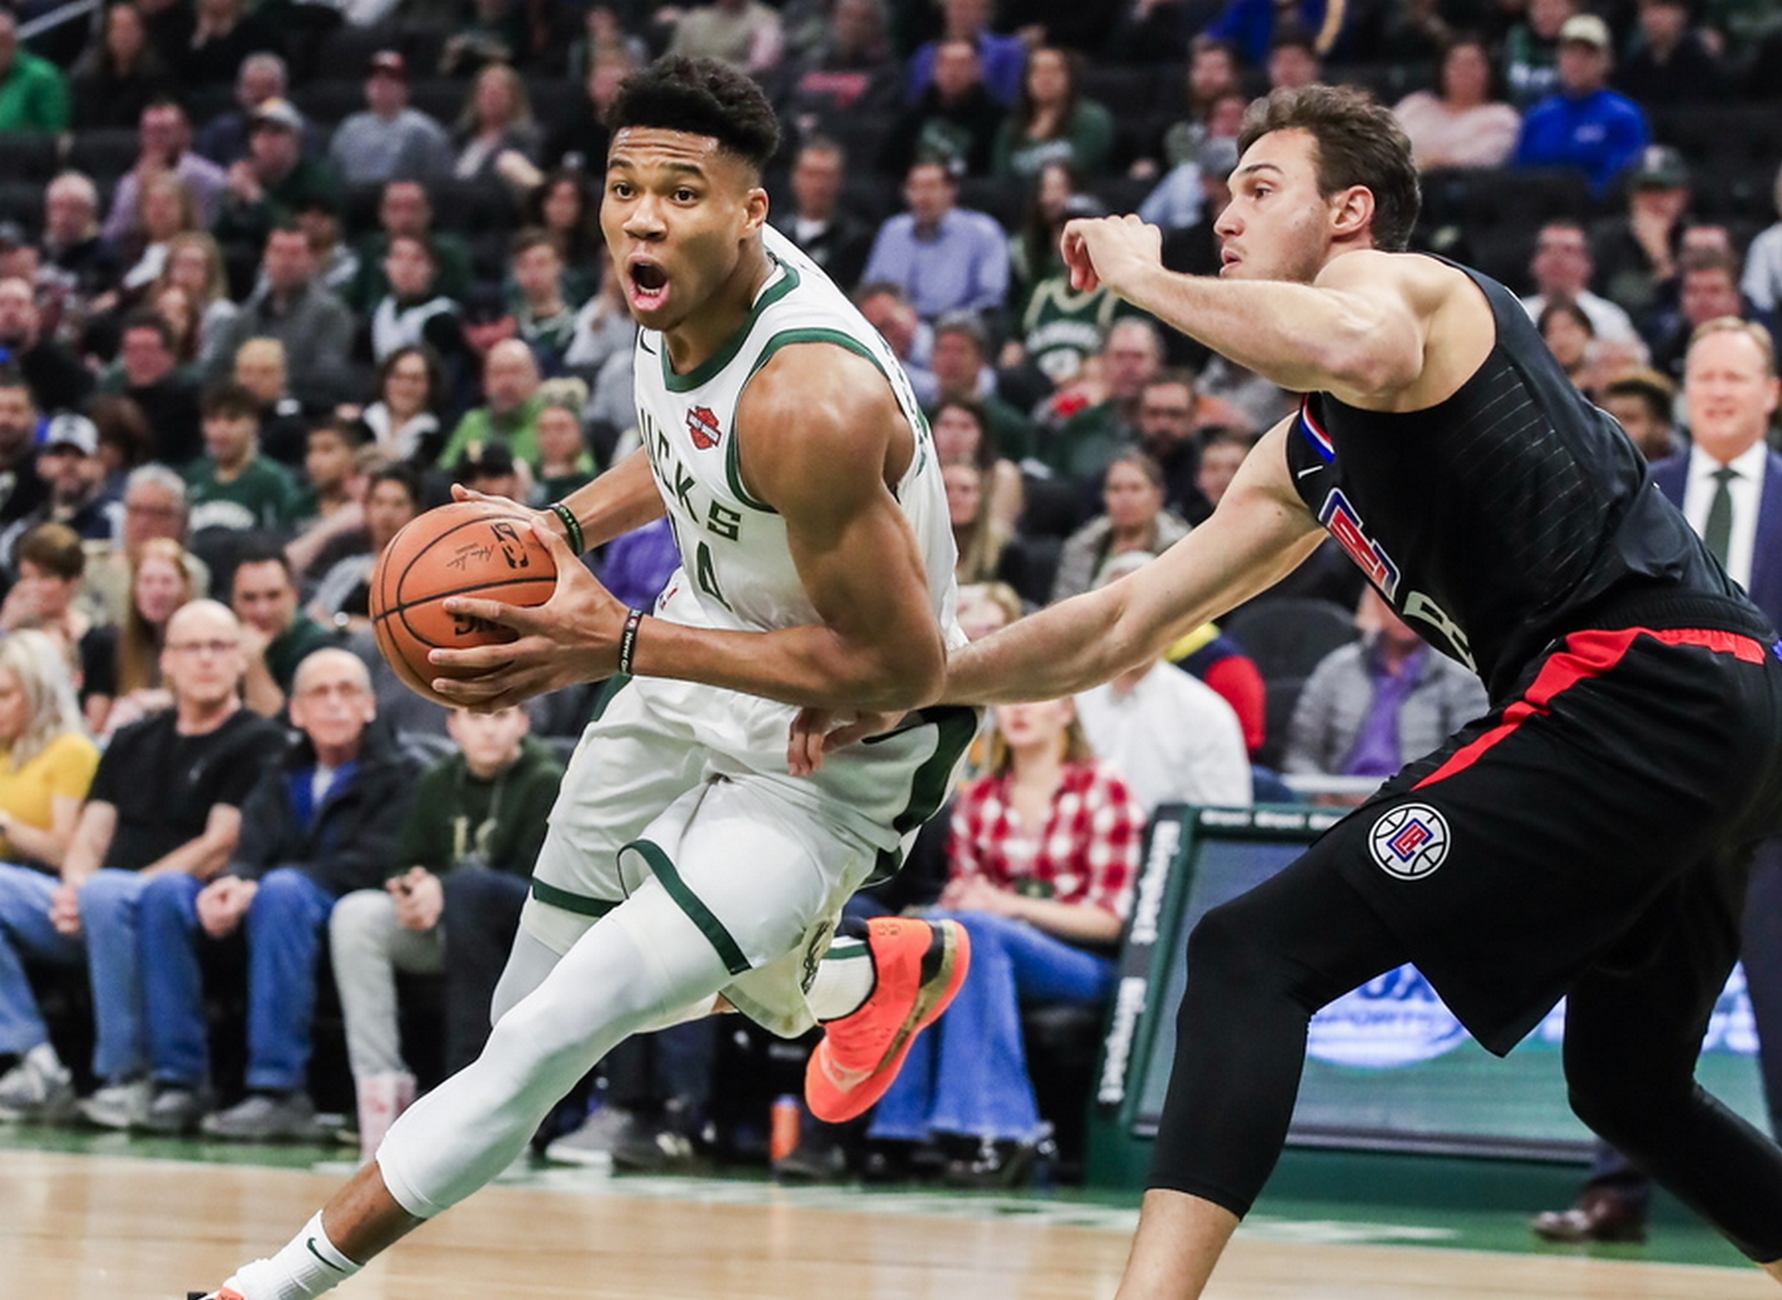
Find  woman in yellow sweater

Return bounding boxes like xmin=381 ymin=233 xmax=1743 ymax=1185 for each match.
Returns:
xmin=0 ymin=630 xmax=102 ymax=1120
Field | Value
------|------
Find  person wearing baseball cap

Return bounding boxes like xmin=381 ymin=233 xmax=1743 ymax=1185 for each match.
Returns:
xmin=215 ymin=96 xmax=347 ymax=249
xmin=1591 ymin=143 xmax=1696 ymax=319
xmin=0 ymin=414 xmax=111 ymax=566
xmin=1614 ymin=0 xmax=1724 ymax=108
xmin=1514 ymin=12 xmax=1651 ymax=196
xmin=328 ymin=50 xmax=454 ymax=187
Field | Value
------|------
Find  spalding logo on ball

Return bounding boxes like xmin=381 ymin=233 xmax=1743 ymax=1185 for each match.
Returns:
xmin=1368 ymin=803 xmax=1451 ymax=879
xmin=369 ymin=499 xmax=558 ymax=706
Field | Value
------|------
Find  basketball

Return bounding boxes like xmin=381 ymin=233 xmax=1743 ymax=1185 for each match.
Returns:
xmin=369 ymin=499 xmax=558 ymax=705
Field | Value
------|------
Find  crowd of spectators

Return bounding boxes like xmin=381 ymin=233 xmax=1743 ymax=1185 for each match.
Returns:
xmin=0 ymin=0 xmax=1776 ymax=1191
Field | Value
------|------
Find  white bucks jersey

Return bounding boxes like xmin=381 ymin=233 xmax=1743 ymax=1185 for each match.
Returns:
xmin=623 ymin=224 xmax=971 ymax=854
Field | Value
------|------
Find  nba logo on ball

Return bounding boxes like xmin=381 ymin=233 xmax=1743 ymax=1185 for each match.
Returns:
xmin=1369 ymin=804 xmax=1450 ymax=879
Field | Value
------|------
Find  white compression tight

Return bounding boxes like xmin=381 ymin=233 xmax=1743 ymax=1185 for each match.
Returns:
xmin=375 ymin=882 xmax=730 ymax=1218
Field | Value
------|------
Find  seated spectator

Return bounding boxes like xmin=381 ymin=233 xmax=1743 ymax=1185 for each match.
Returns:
xmin=1008 ymin=161 xmax=1097 ymax=322
xmin=867 ymin=694 xmax=1138 ymax=1187
xmin=231 ymin=539 xmax=338 ymax=717
xmin=113 ymin=174 xmax=202 ymax=312
xmin=359 ymin=345 xmax=447 ymax=467
xmin=1136 ymin=370 xmax=1212 ymax=523
xmin=943 ymin=443 xmax=1021 ymax=592
xmin=1393 ymin=34 xmax=1521 ymax=171
xmin=509 ymin=230 xmax=576 ymax=373
xmin=1045 ymin=318 xmax=1167 ymax=489
xmin=0 ymin=368 xmax=47 ymax=530
xmin=232 ymin=337 xmax=310 ymax=468
xmin=103 ymin=312 xmax=204 ymax=468
xmin=1077 ymin=552 xmax=1253 ymax=812
xmin=2 ymin=524 xmax=118 ymax=729
xmin=933 ymin=387 xmax=1022 ymax=532
xmin=328 ymin=50 xmax=454 ymax=187
xmin=285 ymin=423 xmax=374 ymax=597
xmin=295 ymin=196 xmax=359 ymax=305
xmin=69 ymin=1 xmax=174 ymax=131
xmin=882 ymin=39 xmax=1004 ymax=180
xmin=776 ymin=0 xmax=899 ymax=126
xmin=77 ymin=466 xmax=208 ymax=627
xmin=0 ymin=279 xmax=95 ymax=418
xmin=853 ymin=281 xmax=936 ymax=404
xmin=1185 ymin=423 xmax=1257 ymax=524
xmin=1613 ymin=0 xmax=1723 ymax=107
xmin=0 ymin=417 xmax=115 ymax=574
xmin=213 ymin=100 xmax=346 ymax=255
xmin=99 ymin=536 xmax=197 ymax=736
xmin=1282 ymin=587 xmax=1490 ymax=797
xmin=451 ymin=63 xmax=542 ymax=187
xmin=1743 ymin=163 xmax=1782 ymax=317
xmin=533 ymin=379 xmax=597 ymax=500
xmin=362 ymin=235 xmax=465 ymax=370
xmin=177 ymin=0 xmax=281 ymax=88
xmin=0 ymin=631 xmax=107 ymax=1121
xmin=67 ymin=601 xmax=285 ymax=1129
xmin=194 ymin=53 xmax=319 ymax=168
xmin=208 ymin=225 xmax=355 ymax=396
xmin=329 ymin=704 xmax=562 ymax=1156
xmin=1590 ymin=145 xmax=1695 ymax=324
xmin=185 ymin=382 xmax=303 ymax=536
xmin=1203 ymin=0 xmax=1357 ymax=66
xmin=349 ymin=181 xmax=476 ymax=313
xmin=1503 ymin=0 xmax=1574 ymax=107
xmin=308 ymin=464 xmax=422 ymax=633
xmin=930 ymin=310 xmax=1031 ymax=472
xmin=1264 ymin=24 xmax=1323 ymax=91
xmin=1513 ymin=14 xmax=1649 ymax=199
xmin=992 ymin=47 xmax=1114 ymax=183
xmin=1144 ymin=37 xmax=1244 ymax=181
xmin=1520 ymin=219 xmax=1646 ymax=362
xmin=903 ymin=0 xmax=1024 ymax=108
xmin=862 ymin=160 xmax=1009 ymax=327
xmin=1648 ymin=247 xmax=1778 ymax=383
xmin=103 ymin=101 xmax=227 ymax=250
xmin=153 ymin=233 xmax=239 ymax=373
xmin=0 ymin=8 xmax=70 ymax=133
xmin=41 ymin=174 xmax=125 ymax=342
xmin=439 ymin=0 xmax=527 ymax=77
xmin=540 ymin=50 xmax=622 ymax=173
xmin=1539 ymin=296 xmax=1609 ymax=398
xmin=519 ymin=170 xmax=604 ymax=304
xmin=1051 ymin=450 xmax=1190 ymax=603
xmin=779 ymin=138 xmax=874 ymax=296
xmin=665 ymin=0 xmax=786 ymax=75
xmin=87 ymin=394 xmax=155 ymax=501
xmin=137 ymin=647 xmax=416 ymax=1138
xmin=441 ymin=339 xmax=546 ymax=472
xmin=1599 ymin=366 xmax=1681 ymax=461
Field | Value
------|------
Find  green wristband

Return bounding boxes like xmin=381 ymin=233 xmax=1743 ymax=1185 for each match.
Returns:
xmin=548 ymin=501 xmax=585 ymax=554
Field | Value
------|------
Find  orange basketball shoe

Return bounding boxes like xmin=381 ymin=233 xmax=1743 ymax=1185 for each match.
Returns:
xmin=805 ymin=917 xmax=971 ymax=1123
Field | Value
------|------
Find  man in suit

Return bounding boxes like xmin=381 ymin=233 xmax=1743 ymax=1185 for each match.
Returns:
xmin=1534 ymin=315 xmax=1782 ymax=1242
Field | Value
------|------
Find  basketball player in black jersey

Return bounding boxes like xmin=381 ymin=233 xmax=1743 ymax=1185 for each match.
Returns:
xmin=803 ymin=84 xmax=1782 ymax=1296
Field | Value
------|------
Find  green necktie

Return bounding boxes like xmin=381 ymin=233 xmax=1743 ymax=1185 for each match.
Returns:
xmin=1703 ymin=465 xmax=1739 ymax=566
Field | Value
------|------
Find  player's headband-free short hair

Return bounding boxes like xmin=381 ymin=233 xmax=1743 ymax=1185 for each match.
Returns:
xmin=606 ymin=55 xmax=781 ymax=173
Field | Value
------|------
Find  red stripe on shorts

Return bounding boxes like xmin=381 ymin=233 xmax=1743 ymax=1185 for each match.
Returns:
xmin=1412 ymin=626 xmax=1768 ymax=791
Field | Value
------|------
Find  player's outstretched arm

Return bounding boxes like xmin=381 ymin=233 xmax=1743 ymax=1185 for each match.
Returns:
xmin=1062 ymin=216 xmax=1448 ymax=409
xmin=944 ymin=419 xmax=1324 ymax=706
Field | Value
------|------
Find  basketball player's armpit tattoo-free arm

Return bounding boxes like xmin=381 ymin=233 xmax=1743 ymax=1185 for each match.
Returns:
xmin=943 ymin=421 xmax=1324 ymax=706
xmin=630 ymin=346 xmax=947 ymax=710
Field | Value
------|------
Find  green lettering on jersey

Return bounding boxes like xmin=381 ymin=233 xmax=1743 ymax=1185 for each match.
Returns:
xmin=671 ymin=460 xmax=698 ymax=517
xmin=694 ymin=540 xmax=731 ymax=610
xmin=705 ymin=501 xmax=742 ymax=541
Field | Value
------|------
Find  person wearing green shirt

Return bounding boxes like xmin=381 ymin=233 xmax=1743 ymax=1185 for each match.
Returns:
xmin=990 ymin=46 xmax=1114 ymax=182
xmin=228 ymin=537 xmax=341 ymax=718
xmin=329 ymin=706 xmax=565 ymax=1157
xmin=0 ymin=10 xmax=69 ymax=133
xmin=440 ymin=338 xmax=546 ymax=471
xmin=184 ymin=381 xmax=303 ymax=536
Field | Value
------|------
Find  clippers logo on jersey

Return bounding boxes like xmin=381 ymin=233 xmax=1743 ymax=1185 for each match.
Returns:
xmin=1296 ymin=396 xmax=1334 ymax=463
xmin=1319 ymin=488 xmax=1402 ymax=600
xmin=686 ymin=405 xmax=723 ymax=450
xmin=1369 ymin=803 xmax=1451 ymax=879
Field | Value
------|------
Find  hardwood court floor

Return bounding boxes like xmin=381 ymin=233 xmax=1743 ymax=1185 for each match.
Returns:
xmin=4 ymin=1147 xmax=1776 ymax=1300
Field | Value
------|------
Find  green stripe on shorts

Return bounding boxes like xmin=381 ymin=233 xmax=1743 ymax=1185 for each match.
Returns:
xmin=623 ymin=838 xmax=752 ymax=976
xmin=529 ymin=879 xmax=620 ymax=918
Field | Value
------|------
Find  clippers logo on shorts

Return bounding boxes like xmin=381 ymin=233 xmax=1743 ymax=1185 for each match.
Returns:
xmin=1319 ymin=488 xmax=1401 ymax=600
xmin=1369 ymin=803 xmax=1450 ymax=879
xmin=686 ymin=405 xmax=723 ymax=450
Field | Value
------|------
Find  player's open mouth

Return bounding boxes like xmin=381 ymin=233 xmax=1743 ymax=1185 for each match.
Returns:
xmin=629 ymin=261 xmax=668 ymax=309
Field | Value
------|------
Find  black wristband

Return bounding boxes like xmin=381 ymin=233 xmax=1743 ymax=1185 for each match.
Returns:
xmin=618 ymin=607 xmax=646 ymax=676
xmin=548 ymin=501 xmax=585 ymax=554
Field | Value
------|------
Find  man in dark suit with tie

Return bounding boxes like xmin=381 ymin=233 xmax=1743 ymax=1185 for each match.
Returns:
xmin=1535 ymin=315 xmax=1782 ymax=1242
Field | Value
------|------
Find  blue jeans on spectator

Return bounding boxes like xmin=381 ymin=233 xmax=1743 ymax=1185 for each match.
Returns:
xmin=869 ymin=908 xmax=1116 ymax=1143
xmin=77 ymin=868 xmax=155 ymax=1080
xmin=140 ymin=867 xmax=334 ymax=1092
xmin=0 ymin=863 xmax=80 ymax=1058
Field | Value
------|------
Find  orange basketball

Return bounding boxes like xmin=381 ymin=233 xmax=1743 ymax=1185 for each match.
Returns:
xmin=369 ymin=500 xmax=558 ymax=705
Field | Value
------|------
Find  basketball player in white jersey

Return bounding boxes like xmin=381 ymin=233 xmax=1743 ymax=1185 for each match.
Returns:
xmin=198 ymin=57 xmax=976 ymax=1300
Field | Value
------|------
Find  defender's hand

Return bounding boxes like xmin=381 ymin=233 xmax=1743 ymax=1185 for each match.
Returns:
xmin=1060 ymin=213 xmax=1163 ymax=298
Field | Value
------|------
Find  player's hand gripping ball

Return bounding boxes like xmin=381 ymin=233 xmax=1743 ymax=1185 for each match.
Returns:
xmin=369 ymin=499 xmax=557 ymax=705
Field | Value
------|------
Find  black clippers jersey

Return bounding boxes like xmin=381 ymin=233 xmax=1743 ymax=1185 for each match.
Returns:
xmin=1284 ymin=258 xmax=1760 ymax=699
